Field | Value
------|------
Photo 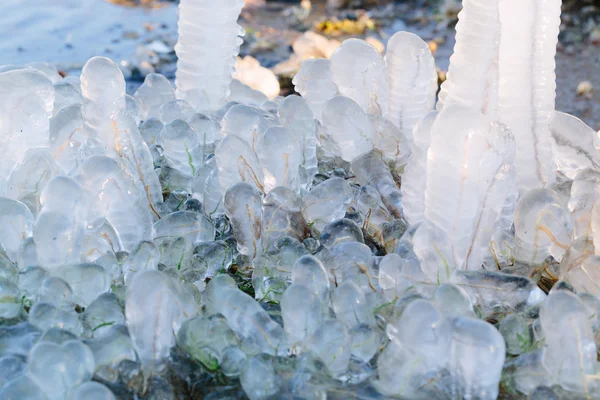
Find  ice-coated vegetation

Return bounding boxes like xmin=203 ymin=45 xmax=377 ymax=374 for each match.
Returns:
xmin=1 ymin=1 xmax=600 ymax=399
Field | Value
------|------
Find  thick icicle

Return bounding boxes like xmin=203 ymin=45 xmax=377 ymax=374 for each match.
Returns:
xmin=437 ymin=0 xmax=500 ymax=116
xmin=175 ymin=0 xmax=245 ymax=110
xmin=497 ymin=0 xmax=561 ymax=190
xmin=424 ymin=106 xmax=515 ymax=270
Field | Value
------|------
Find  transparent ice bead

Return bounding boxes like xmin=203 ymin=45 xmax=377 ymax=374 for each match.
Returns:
xmin=291 ymin=254 xmax=330 ymax=304
xmin=240 ymin=355 xmax=280 ymax=400
xmin=432 ymin=283 xmax=475 ymax=318
xmin=133 ymin=73 xmax=176 ymax=121
xmin=55 ymin=263 xmax=110 ymax=307
xmin=220 ymin=345 xmax=247 ymax=377
xmin=85 ymin=324 xmax=136 ymax=371
xmin=386 ymin=299 xmax=452 ymax=371
xmin=37 ymin=276 xmax=74 ymax=309
xmin=540 ymin=289 xmax=597 ymax=392
xmin=0 ymin=322 xmax=42 ymax=358
xmin=302 ymin=177 xmax=354 ymax=232
xmin=29 ymin=302 xmax=83 ymax=336
xmin=514 ymin=188 xmax=573 ymax=265
xmin=156 ymin=119 xmax=203 ymax=176
xmin=261 ymin=187 xmax=307 ymax=249
xmin=27 ymin=339 xmax=95 ymax=400
xmin=449 ymin=317 xmax=506 ymax=400
xmin=499 ymin=314 xmax=534 ymax=355
xmin=281 ymin=284 xmax=324 ymax=345
xmin=0 ymin=376 xmax=47 ymax=400
xmin=177 ymin=315 xmax=239 ymax=371
xmin=121 ymin=240 xmax=159 ymax=284
xmin=255 ymin=126 xmax=302 ymax=193
xmin=215 ymin=134 xmax=264 ymax=193
xmin=0 ymin=279 xmax=21 ymax=319
xmin=83 ymin=293 xmax=125 ymax=337
xmin=332 ymin=281 xmax=375 ymax=328
xmin=321 ymin=96 xmax=374 ymax=161
xmin=350 ymin=323 xmax=381 ymax=363
xmin=224 ymin=182 xmax=263 ymax=258
xmin=320 ymin=218 xmax=364 ymax=249
xmin=306 ymin=320 xmax=351 ymax=377
xmin=125 ymin=270 xmax=197 ymax=373
xmin=67 ymin=381 xmax=116 ymax=400
xmin=0 ymin=197 xmax=33 ymax=263
xmin=0 ymin=354 xmax=27 ymax=387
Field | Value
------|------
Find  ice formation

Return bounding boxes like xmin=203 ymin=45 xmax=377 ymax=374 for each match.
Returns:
xmin=385 ymin=31 xmax=437 ymax=141
xmin=174 ymin=0 xmax=245 ymax=110
xmin=3 ymin=1 xmax=600 ymax=399
xmin=440 ymin=0 xmax=561 ymax=191
xmin=423 ymin=106 xmax=516 ymax=270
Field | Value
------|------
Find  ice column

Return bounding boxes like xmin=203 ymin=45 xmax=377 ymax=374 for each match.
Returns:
xmin=175 ymin=0 xmax=245 ymax=110
xmin=424 ymin=106 xmax=515 ymax=270
xmin=497 ymin=0 xmax=561 ymax=190
xmin=437 ymin=0 xmax=500 ymax=116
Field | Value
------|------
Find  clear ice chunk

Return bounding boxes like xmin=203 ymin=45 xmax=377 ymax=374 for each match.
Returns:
xmin=221 ymin=104 xmax=274 ymax=149
xmin=80 ymin=57 xmax=126 ymax=139
xmin=49 ymin=104 xmax=86 ymax=173
xmin=224 ymin=182 xmax=263 ymax=258
xmin=278 ymin=95 xmax=318 ymax=191
xmin=256 ymin=126 xmax=301 ymax=193
xmin=54 ymin=263 xmax=109 ymax=307
xmin=125 ymin=271 xmax=197 ymax=373
xmin=332 ymin=281 xmax=374 ymax=328
xmin=302 ymin=177 xmax=353 ymax=232
xmin=75 ymin=155 xmax=153 ymax=251
xmin=448 ymin=317 xmax=506 ymax=400
xmin=261 ymin=187 xmax=307 ymax=249
xmin=0 ymin=69 xmax=53 ymax=195
xmin=330 ymin=39 xmax=389 ymax=116
xmin=6 ymin=149 xmax=62 ymax=215
xmin=291 ymin=254 xmax=330 ymax=303
xmin=68 ymin=382 xmax=116 ymax=400
xmin=34 ymin=176 xmax=86 ymax=268
xmin=540 ymin=289 xmax=597 ymax=392
xmin=385 ymin=31 xmax=437 ymax=140
xmin=157 ymin=119 xmax=204 ymax=177
xmin=133 ymin=73 xmax=176 ymax=121
xmin=281 ymin=284 xmax=324 ymax=345
xmin=0 ymin=197 xmax=33 ymax=262
xmin=551 ymin=112 xmax=600 ymax=179
xmin=215 ymin=134 xmax=264 ymax=193
xmin=240 ymin=355 xmax=279 ymax=400
xmin=177 ymin=315 xmax=239 ymax=371
xmin=27 ymin=339 xmax=95 ymax=400
xmin=513 ymin=188 xmax=573 ymax=265
xmin=306 ymin=320 xmax=351 ymax=377
xmin=209 ymin=283 xmax=287 ymax=356
xmin=292 ymin=58 xmax=339 ymax=121
xmin=322 ymin=96 xmax=374 ymax=162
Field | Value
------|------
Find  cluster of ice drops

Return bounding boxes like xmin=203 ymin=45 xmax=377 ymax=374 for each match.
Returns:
xmin=1 ymin=1 xmax=600 ymax=400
